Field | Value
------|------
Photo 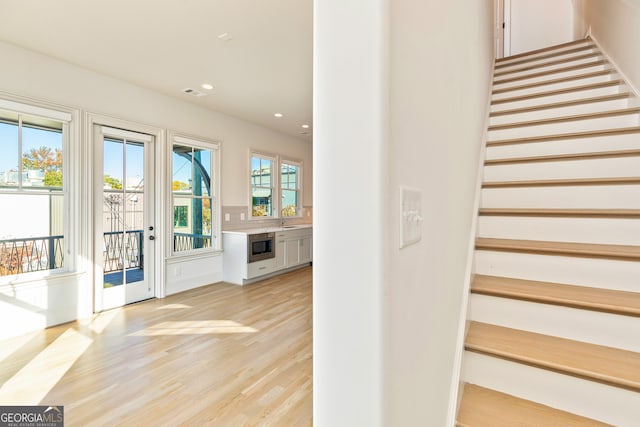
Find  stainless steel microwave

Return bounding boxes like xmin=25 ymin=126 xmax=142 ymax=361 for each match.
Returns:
xmin=247 ymin=232 xmax=275 ymax=263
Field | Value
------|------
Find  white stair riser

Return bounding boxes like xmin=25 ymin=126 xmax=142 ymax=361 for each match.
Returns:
xmin=483 ymin=157 xmax=640 ymax=183
xmin=468 ymin=294 xmax=640 ymax=351
xmin=486 ymin=133 xmax=640 ymax=160
xmin=474 ymin=250 xmax=640 ymax=292
xmin=477 ymin=216 xmax=640 ymax=245
xmin=493 ymin=64 xmax=609 ymax=90
xmin=463 ymin=352 xmax=640 ymax=426
xmin=491 ymin=85 xmax=625 ymax=112
xmin=481 ymin=185 xmax=640 ymax=209
xmin=488 ymin=114 xmax=639 ymax=140
xmin=497 ymin=42 xmax=595 ymax=67
xmin=489 ymin=98 xmax=632 ymax=125
xmin=496 ymin=49 xmax=599 ymax=73
xmin=494 ymin=57 xmax=605 ymax=81
xmin=492 ymin=74 xmax=616 ymax=100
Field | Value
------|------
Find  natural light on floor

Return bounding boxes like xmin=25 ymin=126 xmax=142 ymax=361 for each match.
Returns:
xmin=0 ymin=328 xmax=92 ymax=405
xmin=128 ymin=320 xmax=259 ymax=336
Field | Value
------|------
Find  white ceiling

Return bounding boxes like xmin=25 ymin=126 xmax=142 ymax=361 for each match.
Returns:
xmin=0 ymin=0 xmax=313 ymax=141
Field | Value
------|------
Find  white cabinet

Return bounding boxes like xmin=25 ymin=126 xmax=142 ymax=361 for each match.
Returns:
xmin=223 ymin=226 xmax=312 ymax=285
xmin=282 ymin=228 xmax=313 ymax=268
xmin=300 ymin=235 xmax=312 ymax=264
xmin=275 ymin=233 xmax=286 ymax=270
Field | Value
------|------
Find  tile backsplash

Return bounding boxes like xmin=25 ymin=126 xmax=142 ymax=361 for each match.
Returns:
xmin=222 ymin=205 xmax=313 ymax=231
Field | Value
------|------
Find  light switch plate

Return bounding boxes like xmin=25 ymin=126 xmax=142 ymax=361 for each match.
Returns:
xmin=400 ymin=186 xmax=423 ymax=248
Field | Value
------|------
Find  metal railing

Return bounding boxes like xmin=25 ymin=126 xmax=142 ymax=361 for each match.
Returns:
xmin=103 ymin=230 xmax=143 ymax=273
xmin=1 ymin=230 xmax=212 ymax=277
xmin=174 ymin=233 xmax=212 ymax=252
xmin=0 ymin=235 xmax=63 ymax=276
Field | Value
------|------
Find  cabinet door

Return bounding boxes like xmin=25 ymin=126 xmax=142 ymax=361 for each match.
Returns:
xmin=275 ymin=236 xmax=286 ymax=270
xmin=300 ymin=236 xmax=312 ymax=264
xmin=286 ymin=239 xmax=300 ymax=267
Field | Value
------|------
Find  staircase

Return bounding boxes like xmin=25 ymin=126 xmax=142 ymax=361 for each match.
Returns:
xmin=456 ymin=37 xmax=640 ymax=426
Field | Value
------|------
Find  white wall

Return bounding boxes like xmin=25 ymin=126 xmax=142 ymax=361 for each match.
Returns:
xmin=313 ymin=0 xmax=387 ymax=425
xmin=314 ymin=0 xmax=493 ymax=425
xmin=387 ymin=1 xmax=493 ymax=425
xmin=0 ymin=40 xmax=312 ymax=337
xmin=576 ymin=0 xmax=640 ymax=93
xmin=509 ymin=0 xmax=574 ymax=55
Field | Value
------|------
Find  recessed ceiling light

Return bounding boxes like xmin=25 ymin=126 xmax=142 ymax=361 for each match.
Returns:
xmin=301 ymin=124 xmax=310 ymax=129
xmin=201 ymin=83 xmax=214 ymax=90
xmin=274 ymin=113 xmax=284 ymax=118
xmin=218 ymin=32 xmax=233 ymax=42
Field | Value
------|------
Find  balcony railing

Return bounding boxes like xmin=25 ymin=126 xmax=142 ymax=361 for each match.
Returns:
xmin=103 ymin=230 xmax=143 ymax=273
xmin=0 ymin=235 xmax=63 ymax=276
xmin=1 ymin=231 xmax=212 ymax=277
xmin=174 ymin=233 xmax=212 ymax=252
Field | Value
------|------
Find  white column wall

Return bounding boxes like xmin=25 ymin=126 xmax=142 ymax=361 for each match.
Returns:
xmin=313 ymin=0 xmax=388 ymax=425
xmin=314 ymin=0 xmax=493 ymax=425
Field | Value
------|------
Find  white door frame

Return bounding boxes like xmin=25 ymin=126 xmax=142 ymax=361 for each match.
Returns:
xmin=85 ymin=113 xmax=166 ymax=313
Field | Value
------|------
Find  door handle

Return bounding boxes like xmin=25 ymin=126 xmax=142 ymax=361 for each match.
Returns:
xmin=149 ymin=235 xmax=155 ymax=241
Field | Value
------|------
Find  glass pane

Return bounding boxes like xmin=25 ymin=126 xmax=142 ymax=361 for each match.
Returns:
xmin=251 ymin=156 xmax=272 ymax=188
xmin=281 ymin=163 xmax=298 ymax=190
xmin=22 ymin=116 xmax=63 ymax=190
xmin=0 ymin=113 xmax=20 ymax=188
xmin=0 ymin=193 xmax=64 ymax=276
xmin=252 ymin=188 xmax=272 ymax=217
xmin=281 ymin=189 xmax=298 ymax=217
xmin=103 ymin=137 xmax=146 ymax=287
xmin=173 ymin=196 xmax=212 ymax=252
xmin=104 ymin=138 xmax=124 ymax=190
xmin=193 ymin=148 xmax=211 ymax=198
xmin=172 ymin=145 xmax=192 ymax=194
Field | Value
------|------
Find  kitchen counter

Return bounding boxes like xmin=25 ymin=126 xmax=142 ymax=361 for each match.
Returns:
xmin=222 ymin=224 xmax=313 ymax=235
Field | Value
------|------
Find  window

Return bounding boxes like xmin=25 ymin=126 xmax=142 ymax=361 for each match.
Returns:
xmin=0 ymin=108 xmax=68 ymax=277
xmin=171 ymin=136 xmax=220 ymax=253
xmin=250 ymin=153 xmax=275 ymax=217
xmin=281 ymin=160 xmax=301 ymax=217
xmin=250 ymin=151 xmax=303 ymax=219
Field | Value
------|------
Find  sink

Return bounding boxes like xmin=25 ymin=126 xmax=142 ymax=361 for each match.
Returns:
xmin=281 ymin=225 xmax=298 ymax=228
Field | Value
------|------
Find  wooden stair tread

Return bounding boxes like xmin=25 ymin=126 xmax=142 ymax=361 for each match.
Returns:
xmin=494 ymin=52 xmax=600 ymax=78
xmin=491 ymin=80 xmax=623 ymax=105
xmin=496 ymin=38 xmax=593 ymax=64
xmin=478 ymin=208 xmax=640 ymax=218
xmin=475 ymin=237 xmax=640 ymax=260
xmin=492 ymin=69 xmax=615 ymax=95
xmin=465 ymin=321 xmax=640 ymax=391
xmin=494 ymin=60 xmax=608 ymax=85
xmin=487 ymin=126 xmax=640 ymax=147
xmin=482 ymin=176 xmax=640 ymax=188
xmin=488 ymin=107 xmax=640 ymax=131
xmin=490 ymin=93 xmax=633 ymax=117
xmin=472 ymin=275 xmax=640 ymax=317
xmin=456 ymin=383 xmax=611 ymax=427
xmin=485 ymin=149 xmax=640 ymax=165
xmin=494 ymin=45 xmax=598 ymax=71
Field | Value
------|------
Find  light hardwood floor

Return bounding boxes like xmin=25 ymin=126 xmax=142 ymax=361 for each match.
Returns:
xmin=0 ymin=267 xmax=313 ymax=426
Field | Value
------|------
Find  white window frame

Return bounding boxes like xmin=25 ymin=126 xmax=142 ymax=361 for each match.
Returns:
xmin=249 ymin=151 xmax=278 ymax=219
xmin=280 ymin=158 xmax=303 ymax=218
xmin=169 ymin=134 xmax=221 ymax=255
xmin=248 ymin=149 xmax=303 ymax=219
xmin=0 ymin=96 xmax=79 ymax=284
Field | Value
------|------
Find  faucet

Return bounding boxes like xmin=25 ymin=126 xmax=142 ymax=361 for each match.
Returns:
xmin=280 ymin=217 xmax=285 ymax=227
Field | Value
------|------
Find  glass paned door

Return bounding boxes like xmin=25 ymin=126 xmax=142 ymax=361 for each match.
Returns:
xmin=95 ymin=126 xmax=154 ymax=310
